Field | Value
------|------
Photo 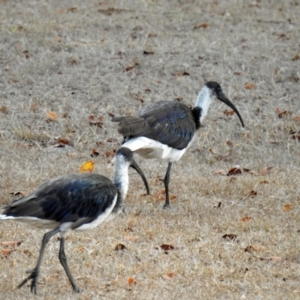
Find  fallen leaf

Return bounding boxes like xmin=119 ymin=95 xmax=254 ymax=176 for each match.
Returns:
xmin=241 ymin=216 xmax=252 ymax=222
xmin=260 ymin=180 xmax=269 ymax=184
xmin=293 ymin=115 xmax=300 ymax=122
xmin=98 ymin=7 xmax=126 ymax=15
xmin=244 ymin=83 xmax=256 ymax=89
xmin=244 ymin=245 xmax=252 ymax=252
xmin=53 ymin=138 xmax=72 ymax=148
xmin=279 ymin=110 xmax=292 ymax=118
xmin=222 ymin=234 xmax=238 ymax=241
xmin=79 ymin=161 xmax=95 ymax=173
xmin=88 ymin=115 xmax=104 ymax=127
xmin=55 ymin=36 xmax=61 ymax=43
xmin=223 ymin=110 xmax=235 ymax=116
xmin=143 ymin=50 xmax=154 ymax=55
xmin=291 ymin=134 xmax=300 ymax=141
xmin=194 ymin=23 xmax=209 ymax=29
xmin=107 ymin=138 xmax=118 ymax=143
xmin=115 ymin=243 xmax=127 ymax=251
xmin=1 ymin=241 xmax=22 ymax=247
xmin=68 ymin=7 xmax=78 ymax=12
xmin=57 ymin=138 xmax=71 ymax=145
xmin=96 ymin=141 xmax=105 ymax=147
xmin=160 ymin=244 xmax=175 ymax=252
xmin=166 ymin=272 xmax=175 ymax=278
xmin=226 ymin=140 xmax=233 ymax=147
xmin=128 ymin=277 xmax=137 ymax=285
xmin=105 ymin=150 xmax=116 ymax=157
xmin=269 ymin=256 xmax=281 ymax=262
xmin=163 ymin=272 xmax=176 ymax=279
xmin=244 ymin=244 xmax=262 ymax=252
xmin=23 ymin=50 xmax=30 ymax=59
xmin=227 ymin=167 xmax=242 ymax=176
xmin=47 ymin=111 xmax=58 ymax=120
xmin=283 ymin=204 xmax=293 ymax=211
xmin=172 ymin=71 xmax=190 ymax=76
xmin=23 ymin=249 xmax=33 ymax=256
xmin=259 ymin=167 xmax=273 ymax=175
xmin=275 ymin=108 xmax=292 ymax=118
xmin=0 ymin=248 xmax=12 ymax=258
xmin=292 ymin=54 xmax=300 ymax=61
xmin=0 ymin=106 xmax=9 ymax=114
xmin=247 ymin=190 xmax=257 ymax=197
xmin=91 ymin=148 xmax=99 ymax=157
xmin=125 ymin=62 xmax=139 ymax=72
xmin=234 ymin=71 xmax=243 ymax=76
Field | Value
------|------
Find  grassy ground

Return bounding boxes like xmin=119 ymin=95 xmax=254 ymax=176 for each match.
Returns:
xmin=0 ymin=0 xmax=300 ymax=299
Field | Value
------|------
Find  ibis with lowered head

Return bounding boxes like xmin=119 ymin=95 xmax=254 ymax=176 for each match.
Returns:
xmin=113 ymin=81 xmax=244 ymax=208
xmin=0 ymin=147 xmax=148 ymax=294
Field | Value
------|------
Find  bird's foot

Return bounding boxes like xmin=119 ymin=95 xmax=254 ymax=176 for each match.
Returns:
xmin=163 ymin=202 xmax=170 ymax=209
xmin=17 ymin=268 xmax=39 ymax=294
xmin=72 ymin=285 xmax=81 ymax=293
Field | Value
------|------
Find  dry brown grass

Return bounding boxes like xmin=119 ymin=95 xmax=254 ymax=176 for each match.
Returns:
xmin=0 ymin=0 xmax=300 ymax=299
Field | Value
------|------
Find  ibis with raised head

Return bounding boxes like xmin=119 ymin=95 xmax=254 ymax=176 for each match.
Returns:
xmin=0 ymin=147 xmax=148 ymax=294
xmin=113 ymin=81 xmax=244 ymax=208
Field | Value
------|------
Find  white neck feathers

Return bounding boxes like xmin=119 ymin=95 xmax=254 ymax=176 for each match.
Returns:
xmin=113 ymin=154 xmax=130 ymax=200
xmin=195 ymin=85 xmax=213 ymax=123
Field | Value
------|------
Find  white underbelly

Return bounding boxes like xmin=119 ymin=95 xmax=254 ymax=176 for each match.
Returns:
xmin=122 ymin=136 xmax=194 ymax=162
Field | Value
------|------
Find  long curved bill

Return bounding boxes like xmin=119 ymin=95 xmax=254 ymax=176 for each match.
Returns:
xmin=130 ymin=159 xmax=150 ymax=195
xmin=218 ymin=92 xmax=244 ymax=127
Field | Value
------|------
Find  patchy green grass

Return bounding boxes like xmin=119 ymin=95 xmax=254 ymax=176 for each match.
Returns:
xmin=0 ymin=0 xmax=300 ymax=299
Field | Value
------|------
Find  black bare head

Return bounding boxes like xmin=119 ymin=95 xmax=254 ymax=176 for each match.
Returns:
xmin=116 ymin=147 xmax=134 ymax=161
xmin=205 ymin=81 xmax=244 ymax=127
xmin=206 ymin=81 xmax=222 ymax=91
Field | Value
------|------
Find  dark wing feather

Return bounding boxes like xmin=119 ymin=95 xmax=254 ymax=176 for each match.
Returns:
xmin=113 ymin=101 xmax=198 ymax=150
xmin=3 ymin=174 xmax=117 ymax=226
xmin=112 ymin=116 xmax=156 ymax=137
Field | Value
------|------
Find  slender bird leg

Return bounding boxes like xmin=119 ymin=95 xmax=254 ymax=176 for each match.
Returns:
xmin=163 ymin=162 xmax=172 ymax=209
xmin=59 ymin=236 xmax=81 ymax=293
xmin=18 ymin=227 xmax=61 ymax=294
